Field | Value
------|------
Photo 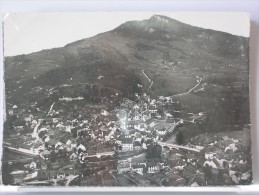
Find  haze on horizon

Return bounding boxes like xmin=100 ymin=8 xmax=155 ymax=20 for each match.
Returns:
xmin=4 ymin=12 xmax=250 ymax=57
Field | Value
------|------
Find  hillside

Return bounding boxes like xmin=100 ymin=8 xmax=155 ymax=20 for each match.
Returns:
xmin=4 ymin=14 xmax=250 ymax=133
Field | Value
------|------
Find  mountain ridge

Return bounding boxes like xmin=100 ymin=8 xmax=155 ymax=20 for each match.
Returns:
xmin=4 ymin=15 xmax=249 ymax=119
xmin=5 ymin=15 xmax=247 ymax=59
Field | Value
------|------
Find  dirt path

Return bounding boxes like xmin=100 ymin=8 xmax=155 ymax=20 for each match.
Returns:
xmin=142 ymin=70 xmax=153 ymax=91
xmin=172 ymin=77 xmax=202 ymax=97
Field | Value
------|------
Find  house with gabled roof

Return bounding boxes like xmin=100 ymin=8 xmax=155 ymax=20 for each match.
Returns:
xmin=188 ymin=175 xmax=206 ymax=186
xmin=69 ymin=152 xmax=78 ymax=161
xmin=147 ymin=161 xmax=159 ymax=173
xmin=121 ymin=138 xmax=134 ymax=151
xmin=29 ymin=161 xmax=37 ymax=169
xmin=47 ymin=138 xmax=59 ymax=149
xmin=57 ymin=169 xmax=66 ymax=179
xmin=132 ymin=164 xmax=145 ymax=175
xmin=49 ymin=170 xmax=58 ymax=179
xmin=77 ymin=144 xmax=86 ymax=153
xmin=117 ymin=163 xmax=131 ymax=174
xmin=203 ymin=159 xmax=217 ymax=169
xmin=42 ymin=150 xmax=51 ymax=160
xmin=55 ymin=142 xmax=63 ymax=150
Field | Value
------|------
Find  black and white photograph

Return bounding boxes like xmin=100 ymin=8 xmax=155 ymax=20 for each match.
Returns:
xmin=1 ymin=12 xmax=252 ymax=187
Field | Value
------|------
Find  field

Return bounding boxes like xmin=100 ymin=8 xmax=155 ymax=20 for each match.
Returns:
xmin=141 ymin=68 xmax=197 ymax=97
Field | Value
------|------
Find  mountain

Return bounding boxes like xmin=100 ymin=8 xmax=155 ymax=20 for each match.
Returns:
xmin=4 ymin=15 xmax=250 ymax=131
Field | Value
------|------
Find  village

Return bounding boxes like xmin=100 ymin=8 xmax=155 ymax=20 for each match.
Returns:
xmin=3 ymin=91 xmax=252 ymax=186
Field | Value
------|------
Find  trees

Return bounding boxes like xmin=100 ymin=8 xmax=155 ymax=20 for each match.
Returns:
xmin=176 ymin=130 xmax=184 ymax=145
xmin=146 ymin=143 xmax=162 ymax=159
xmin=204 ymin=164 xmax=212 ymax=183
xmin=2 ymin=162 xmax=14 ymax=185
xmin=50 ymin=150 xmax=56 ymax=162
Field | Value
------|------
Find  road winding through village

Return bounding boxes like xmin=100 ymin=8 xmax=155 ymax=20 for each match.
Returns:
xmin=47 ymin=102 xmax=56 ymax=116
xmin=32 ymin=122 xmax=42 ymax=141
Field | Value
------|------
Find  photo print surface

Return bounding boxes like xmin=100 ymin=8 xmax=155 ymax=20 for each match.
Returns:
xmin=1 ymin=13 xmax=252 ymax=186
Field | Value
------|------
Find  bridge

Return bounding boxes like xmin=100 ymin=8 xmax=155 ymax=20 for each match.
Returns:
xmin=166 ymin=119 xmax=183 ymax=133
xmin=157 ymin=141 xmax=201 ymax=153
xmin=84 ymin=151 xmax=115 ymax=158
xmin=161 ymin=119 xmax=183 ymax=142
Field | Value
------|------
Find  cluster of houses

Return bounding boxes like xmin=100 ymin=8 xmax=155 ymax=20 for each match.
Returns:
xmin=4 ymin=91 xmax=252 ymax=186
xmin=114 ymin=109 xmax=252 ymax=186
xmin=117 ymin=93 xmax=176 ymax=131
xmin=114 ymin=93 xmax=182 ymax=151
xmin=114 ymin=132 xmax=252 ymax=186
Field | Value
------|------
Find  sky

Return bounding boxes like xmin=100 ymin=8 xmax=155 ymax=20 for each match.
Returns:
xmin=3 ymin=12 xmax=250 ymax=57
